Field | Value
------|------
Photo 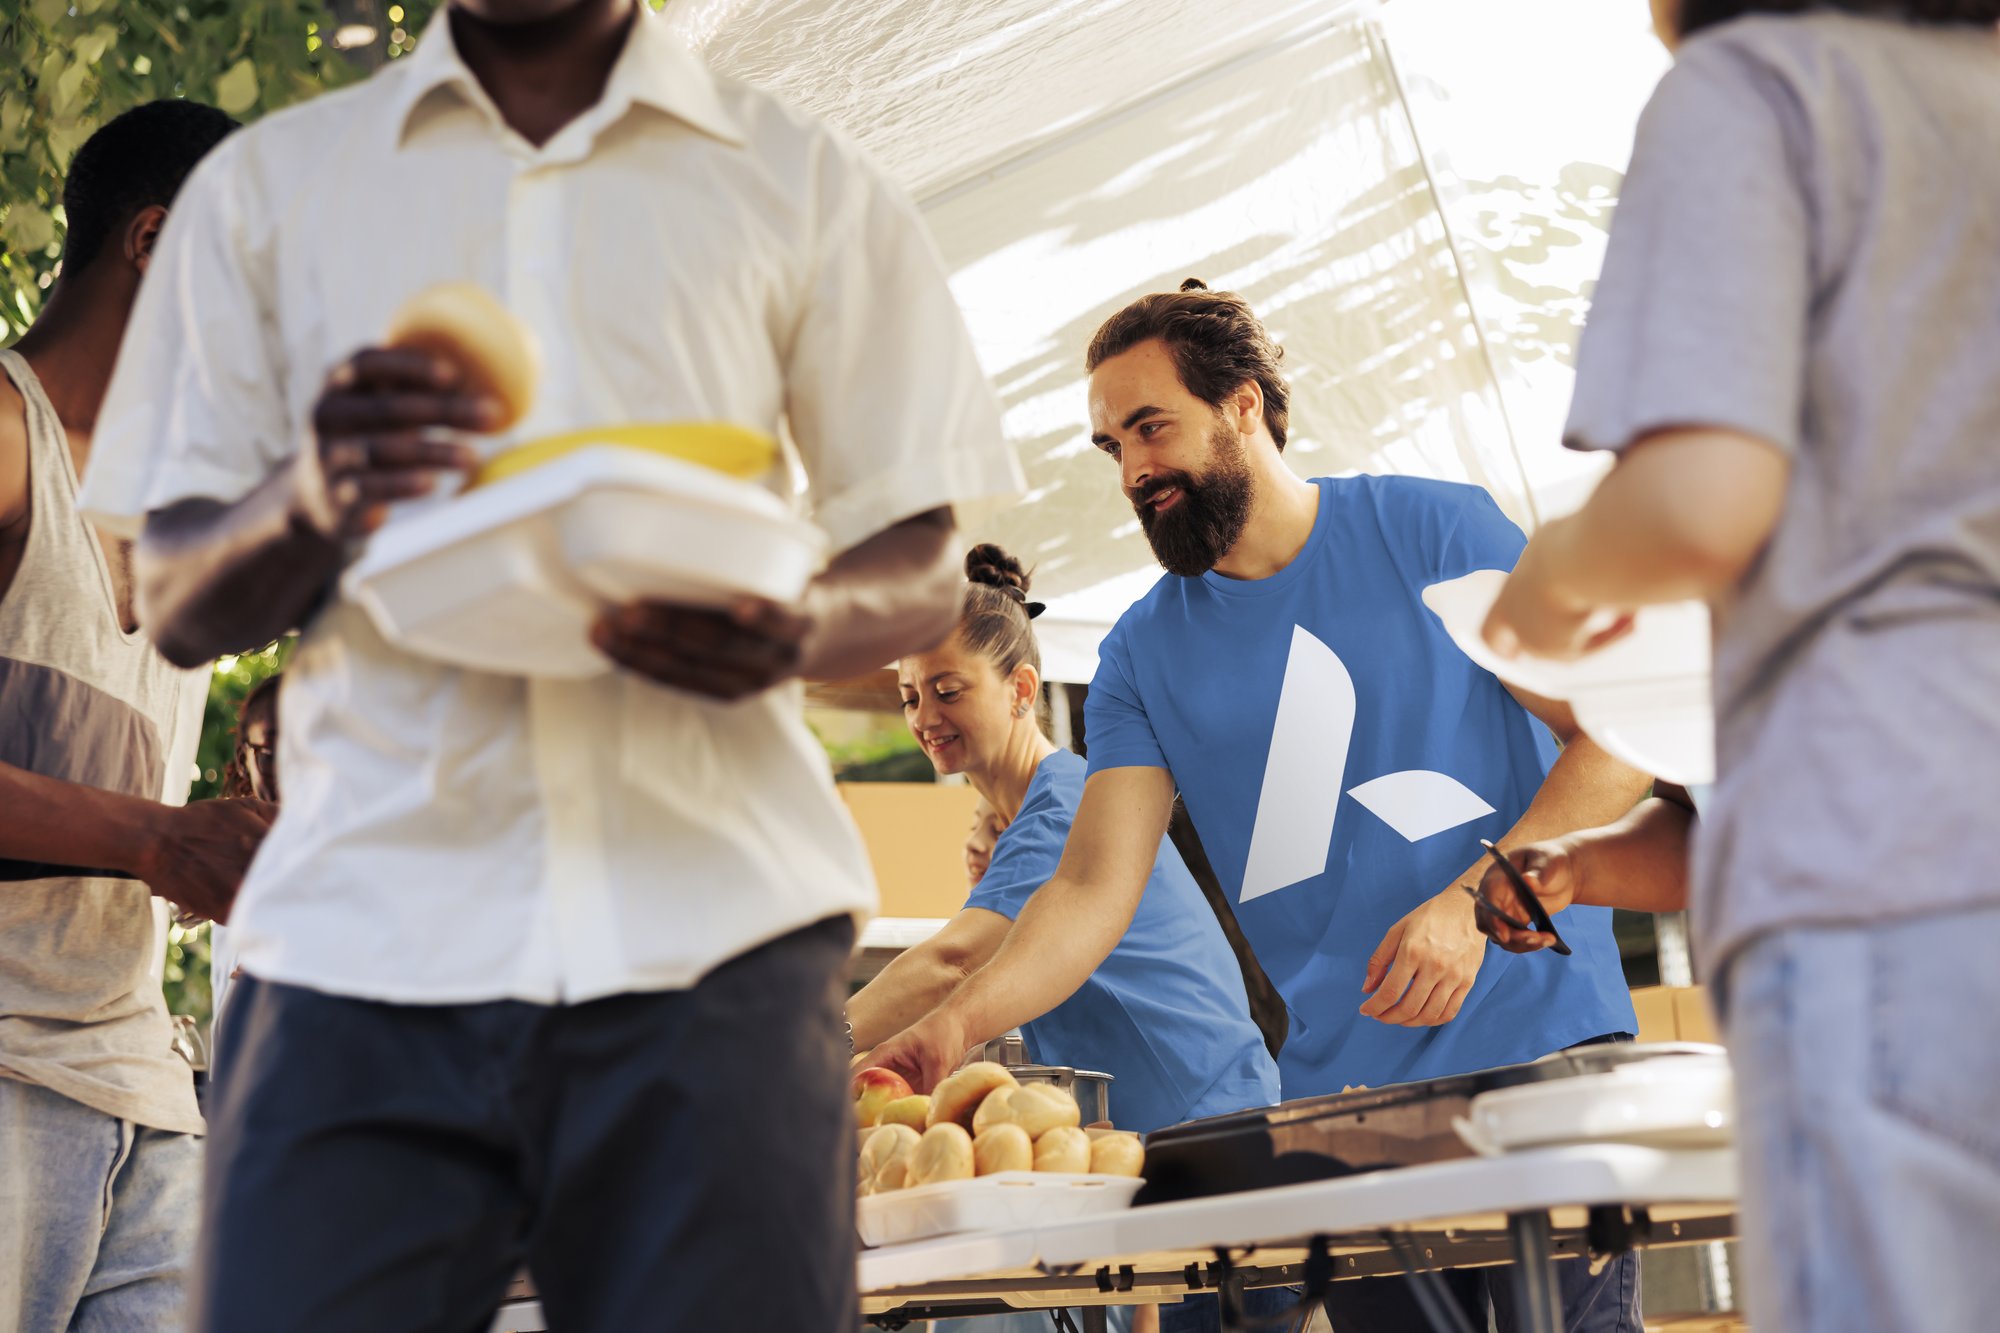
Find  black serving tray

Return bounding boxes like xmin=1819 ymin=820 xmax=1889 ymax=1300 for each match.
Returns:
xmin=1135 ymin=1042 xmax=1719 ymax=1206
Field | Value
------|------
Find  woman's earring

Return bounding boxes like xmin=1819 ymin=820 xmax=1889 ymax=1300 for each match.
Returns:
xmin=1014 ymin=702 xmax=1031 ymax=718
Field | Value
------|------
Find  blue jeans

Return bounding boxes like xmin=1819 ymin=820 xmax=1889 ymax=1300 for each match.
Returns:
xmin=0 ymin=1077 xmax=201 ymax=1333
xmin=1717 ymin=906 xmax=2000 ymax=1333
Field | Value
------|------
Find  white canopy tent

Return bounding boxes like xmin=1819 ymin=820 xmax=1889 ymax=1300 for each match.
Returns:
xmin=674 ymin=0 xmax=1669 ymax=682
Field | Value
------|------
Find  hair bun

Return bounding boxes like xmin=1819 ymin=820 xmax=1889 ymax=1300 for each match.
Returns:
xmin=964 ymin=542 xmax=1032 ymax=597
xmin=1179 ymin=277 xmax=1209 ymax=292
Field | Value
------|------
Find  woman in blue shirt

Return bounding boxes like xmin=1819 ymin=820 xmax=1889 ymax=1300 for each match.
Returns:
xmin=846 ymin=543 xmax=1278 ymax=1138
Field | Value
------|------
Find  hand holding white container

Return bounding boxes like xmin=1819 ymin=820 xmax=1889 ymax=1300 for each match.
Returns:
xmin=340 ymin=285 xmax=827 ymax=679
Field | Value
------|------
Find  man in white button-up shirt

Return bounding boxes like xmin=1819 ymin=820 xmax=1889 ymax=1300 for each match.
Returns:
xmin=79 ymin=1 xmax=1021 ymax=1327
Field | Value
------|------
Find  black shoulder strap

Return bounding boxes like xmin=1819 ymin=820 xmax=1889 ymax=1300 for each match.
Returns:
xmin=1062 ymin=681 xmax=1287 ymax=1058
xmin=1167 ymin=797 xmax=1289 ymax=1060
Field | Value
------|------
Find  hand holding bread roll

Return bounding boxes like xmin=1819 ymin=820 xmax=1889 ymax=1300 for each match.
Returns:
xmin=385 ymin=283 xmax=539 ymax=431
xmin=296 ymin=284 xmax=534 ymax=543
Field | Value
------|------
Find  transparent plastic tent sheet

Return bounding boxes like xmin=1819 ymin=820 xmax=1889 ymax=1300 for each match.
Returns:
xmin=680 ymin=0 xmax=1671 ymax=682
xmin=928 ymin=20 xmax=1532 ymax=679
xmin=672 ymin=0 xmax=1342 ymax=200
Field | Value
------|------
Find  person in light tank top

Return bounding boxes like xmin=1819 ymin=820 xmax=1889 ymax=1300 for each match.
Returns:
xmin=0 ymin=101 xmax=268 ymax=1333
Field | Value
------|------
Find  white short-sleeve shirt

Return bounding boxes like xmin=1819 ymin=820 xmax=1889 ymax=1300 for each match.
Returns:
xmin=81 ymin=8 xmax=1021 ymax=1004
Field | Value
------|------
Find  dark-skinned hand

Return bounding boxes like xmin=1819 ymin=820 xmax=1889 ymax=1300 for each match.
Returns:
xmin=591 ymin=595 xmax=816 ymax=701
xmin=135 ymin=798 xmax=278 ymax=926
xmin=295 ymin=347 xmax=494 ymax=540
xmin=1471 ymin=842 xmax=1576 ymax=954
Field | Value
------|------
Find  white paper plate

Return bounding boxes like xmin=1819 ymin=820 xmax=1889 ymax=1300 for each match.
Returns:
xmin=857 ymin=1172 xmax=1144 ymax=1249
xmin=1460 ymin=1054 xmax=1735 ymax=1155
xmin=1422 ymin=569 xmax=1715 ymax=784
xmin=343 ymin=445 xmax=827 ymax=679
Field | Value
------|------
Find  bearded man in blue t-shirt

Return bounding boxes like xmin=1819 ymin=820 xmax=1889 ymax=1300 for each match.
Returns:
xmin=872 ymin=281 xmax=1649 ymax=1333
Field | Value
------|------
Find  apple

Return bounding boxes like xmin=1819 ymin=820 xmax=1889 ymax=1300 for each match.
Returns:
xmin=852 ymin=1066 xmax=914 ymax=1128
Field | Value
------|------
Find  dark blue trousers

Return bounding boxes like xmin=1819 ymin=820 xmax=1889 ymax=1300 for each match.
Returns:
xmin=192 ymin=916 xmax=857 ymax=1333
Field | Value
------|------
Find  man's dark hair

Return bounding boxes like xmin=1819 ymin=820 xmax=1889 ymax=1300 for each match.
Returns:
xmin=1085 ymin=279 xmax=1292 ymax=452
xmin=60 ymin=99 xmax=239 ymax=273
xmin=1678 ymin=0 xmax=2000 ymax=36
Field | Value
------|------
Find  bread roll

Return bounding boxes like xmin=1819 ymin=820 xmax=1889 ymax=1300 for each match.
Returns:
xmin=873 ymin=1155 xmax=912 ymax=1194
xmin=907 ymin=1123 xmax=976 ymax=1187
xmin=973 ymin=1123 xmax=1033 ymax=1177
xmin=928 ymin=1062 xmax=1018 ymax=1131
xmin=385 ymin=282 xmax=539 ymax=431
xmin=971 ymin=1086 xmax=1018 ymax=1137
xmin=1033 ymin=1125 xmax=1090 ymax=1175
xmin=1089 ymin=1132 xmax=1145 ymax=1178
xmin=973 ymin=1082 xmax=1081 ymax=1138
xmin=857 ymin=1124 xmax=921 ymax=1197
xmin=1010 ymin=1084 xmax=1082 ymax=1138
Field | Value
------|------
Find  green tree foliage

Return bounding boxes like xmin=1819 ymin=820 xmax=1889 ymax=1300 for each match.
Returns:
xmin=190 ymin=639 xmax=292 ymax=803
xmin=0 ymin=0 xmax=442 ymax=337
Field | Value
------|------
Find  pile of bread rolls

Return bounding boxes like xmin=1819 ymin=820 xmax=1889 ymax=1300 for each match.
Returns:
xmin=855 ymin=1063 xmax=1144 ymax=1198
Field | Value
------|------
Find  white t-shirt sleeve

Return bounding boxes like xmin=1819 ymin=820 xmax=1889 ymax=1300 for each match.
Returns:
xmin=80 ymin=141 xmax=295 ymax=539
xmin=782 ymin=142 xmax=1021 ymax=553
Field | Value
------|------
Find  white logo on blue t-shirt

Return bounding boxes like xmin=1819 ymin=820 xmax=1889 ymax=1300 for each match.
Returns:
xmin=1239 ymin=626 xmax=1495 ymax=902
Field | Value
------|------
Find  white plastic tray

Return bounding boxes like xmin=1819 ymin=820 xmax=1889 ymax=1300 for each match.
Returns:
xmin=1460 ymin=1054 xmax=1735 ymax=1155
xmin=857 ymin=1172 xmax=1145 ymax=1249
xmin=343 ymin=444 xmax=826 ymax=679
xmin=1422 ymin=568 xmax=1715 ymax=784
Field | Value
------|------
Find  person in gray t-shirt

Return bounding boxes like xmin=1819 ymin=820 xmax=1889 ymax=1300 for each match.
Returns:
xmin=1479 ymin=3 xmax=2000 ymax=1332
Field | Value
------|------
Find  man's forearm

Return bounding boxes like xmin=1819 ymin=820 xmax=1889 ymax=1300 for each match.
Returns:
xmin=0 ymin=761 xmax=162 ymax=879
xmin=800 ymin=507 xmax=959 ymax=682
xmin=138 ymin=464 xmax=341 ymax=668
xmin=1455 ymin=735 xmax=1652 ymax=895
xmin=937 ymin=874 xmax=1139 ymax=1052
xmin=1568 ymin=797 xmax=1693 ymax=914
xmin=850 ymin=933 xmax=986 ymax=1051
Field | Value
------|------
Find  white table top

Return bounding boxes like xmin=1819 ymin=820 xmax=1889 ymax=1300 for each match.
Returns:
xmin=861 ymin=1143 xmax=1738 ymax=1298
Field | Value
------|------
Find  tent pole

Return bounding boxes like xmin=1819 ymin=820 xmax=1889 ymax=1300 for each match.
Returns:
xmin=1369 ymin=20 xmax=1543 ymax=531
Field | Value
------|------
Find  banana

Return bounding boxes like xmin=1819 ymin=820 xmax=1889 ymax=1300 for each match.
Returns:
xmin=470 ymin=422 xmax=779 ymax=490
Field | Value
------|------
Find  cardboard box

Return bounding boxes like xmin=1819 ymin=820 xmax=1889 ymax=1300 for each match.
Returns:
xmin=1630 ymin=985 xmax=1679 ymax=1044
xmin=1672 ymin=986 xmax=1721 ymax=1045
xmin=1627 ymin=985 xmax=1723 ymax=1046
xmin=839 ymin=782 xmax=982 ymax=920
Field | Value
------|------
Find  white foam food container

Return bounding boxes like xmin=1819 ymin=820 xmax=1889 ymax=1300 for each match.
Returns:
xmin=857 ymin=1172 xmax=1145 ymax=1249
xmin=1458 ymin=1053 xmax=1735 ymax=1155
xmin=343 ymin=445 xmax=827 ymax=679
xmin=1422 ymin=569 xmax=1715 ymax=784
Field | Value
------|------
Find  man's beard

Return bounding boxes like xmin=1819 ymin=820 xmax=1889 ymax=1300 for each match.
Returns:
xmin=1130 ymin=421 xmax=1255 ymax=578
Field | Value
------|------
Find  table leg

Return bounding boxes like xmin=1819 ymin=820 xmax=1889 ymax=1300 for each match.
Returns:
xmin=1506 ymin=1210 xmax=1562 ymax=1333
xmin=1080 ymin=1307 xmax=1109 ymax=1333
